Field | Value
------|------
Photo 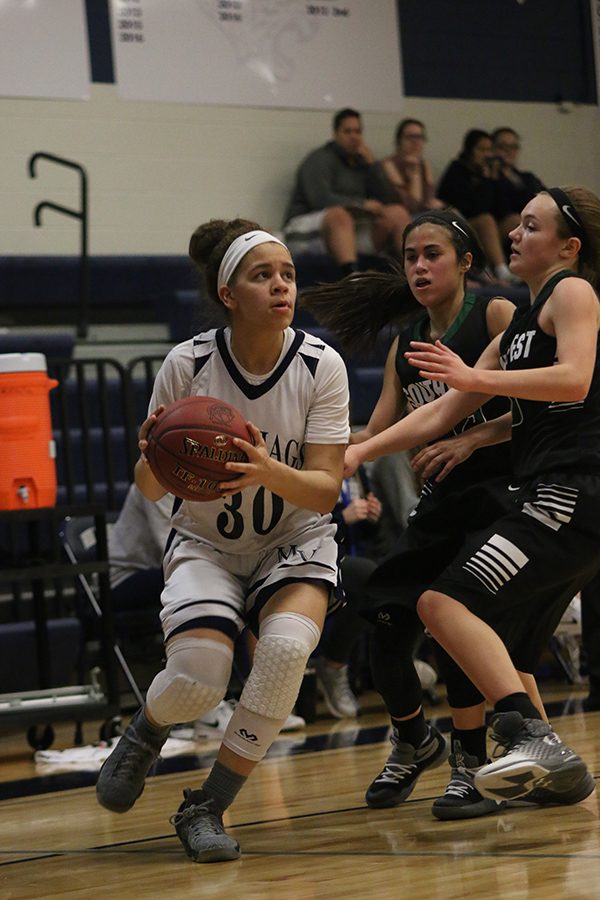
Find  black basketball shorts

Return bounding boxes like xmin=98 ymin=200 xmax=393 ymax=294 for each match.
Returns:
xmin=430 ymin=472 xmax=600 ymax=671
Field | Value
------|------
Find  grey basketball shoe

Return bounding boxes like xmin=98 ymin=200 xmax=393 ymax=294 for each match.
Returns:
xmin=96 ymin=707 xmax=169 ymax=813
xmin=474 ymin=711 xmax=595 ymax=803
xmin=170 ymin=788 xmax=241 ymax=863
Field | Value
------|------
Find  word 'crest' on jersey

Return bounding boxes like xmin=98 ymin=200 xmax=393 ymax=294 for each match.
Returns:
xmin=501 ymin=330 xmax=536 ymax=367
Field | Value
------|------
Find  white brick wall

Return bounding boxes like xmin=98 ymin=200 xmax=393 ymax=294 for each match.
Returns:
xmin=2 ymin=85 xmax=599 ymax=256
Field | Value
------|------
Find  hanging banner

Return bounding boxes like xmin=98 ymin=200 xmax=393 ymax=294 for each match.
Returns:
xmin=110 ymin=0 xmax=403 ymax=111
xmin=0 ymin=0 xmax=90 ymax=100
xmin=592 ymin=0 xmax=600 ymax=108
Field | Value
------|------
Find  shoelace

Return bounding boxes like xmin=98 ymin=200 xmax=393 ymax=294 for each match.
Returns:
xmin=113 ymin=730 xmax=161 ymax=773
xmin=376 ymin=761 xmax=417 ymax=783
xmin=170 ymin=800 xmax=222 ymax=834
xmin=444 ymin=770 xmax=475 ymax=798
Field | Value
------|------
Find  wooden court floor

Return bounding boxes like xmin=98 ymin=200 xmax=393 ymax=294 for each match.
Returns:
xmin=0 ymin=685 xmax=599 ymax=900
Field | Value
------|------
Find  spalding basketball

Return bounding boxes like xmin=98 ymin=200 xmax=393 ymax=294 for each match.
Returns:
xmin=145 ymin=396 xmax=253 ymax=502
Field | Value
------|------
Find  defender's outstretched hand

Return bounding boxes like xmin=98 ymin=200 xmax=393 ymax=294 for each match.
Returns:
xmin=406 ymin=340 xmax=476 ymax=392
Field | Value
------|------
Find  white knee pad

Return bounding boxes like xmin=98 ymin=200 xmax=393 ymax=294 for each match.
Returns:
xmin=146 ymin=636 xmax=233 ymax=727
xmin=222 ymin=612 xmax=320 ymax=761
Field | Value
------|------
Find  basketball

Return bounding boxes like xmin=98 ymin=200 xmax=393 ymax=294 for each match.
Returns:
xmin=145 ymin=396 xmax=253 ymax=501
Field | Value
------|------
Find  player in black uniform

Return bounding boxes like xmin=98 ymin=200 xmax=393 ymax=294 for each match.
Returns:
xmin=347 ymin=186 xmax=600 ymax=805
xmin=302 ymin=209 xmax=546 ymax=820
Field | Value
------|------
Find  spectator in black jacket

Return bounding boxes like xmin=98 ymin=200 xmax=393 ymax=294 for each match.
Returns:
xmin=314 ymin=466 xmax=382 ymax=718
xmin=492 ymin=127 xmax=545 ymax=240
xmin=437 ymin=129 xmax=519 ymax=284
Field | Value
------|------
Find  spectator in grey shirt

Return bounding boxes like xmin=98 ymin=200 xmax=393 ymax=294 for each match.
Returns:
xmin=283 ymin=108 xmax=410 ymax=276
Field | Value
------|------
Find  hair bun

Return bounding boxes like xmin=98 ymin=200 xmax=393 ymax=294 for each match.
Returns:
xmin=189 ymin=218 xmax=262 ymax=267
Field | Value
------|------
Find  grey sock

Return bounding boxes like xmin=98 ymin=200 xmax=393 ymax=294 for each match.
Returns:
xmin=200 ymin=760 xmax=248 ymax=814
xmin=136 ymin=708 xmax=170 ymax=744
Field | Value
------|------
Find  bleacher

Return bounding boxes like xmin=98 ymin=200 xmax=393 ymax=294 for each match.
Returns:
xmin=0 ymin=248 xmax=395 ymax=505
xmin=0 ymin=251 xmax=565 ymax=739
xmin=0 ymin=250 xmax=392 ymax=331
xmin=0 ymin=252 xmax=530 ymax=510
xmin=0 ymin=255 xmax=196 ymax=327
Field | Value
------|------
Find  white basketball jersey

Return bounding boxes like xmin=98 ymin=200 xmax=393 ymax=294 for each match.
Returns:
xmin=149 ymin=327 xmax=349 ymax=554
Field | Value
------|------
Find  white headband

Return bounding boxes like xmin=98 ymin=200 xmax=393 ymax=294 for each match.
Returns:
xmin=217 ymin=230 xmax=288 ymax=288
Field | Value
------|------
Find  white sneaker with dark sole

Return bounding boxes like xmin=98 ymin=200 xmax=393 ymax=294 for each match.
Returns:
xmin=315 ymin=658 xmax=360 ymax=719
xmin=474 ymin=711 xmax=595 ymax=803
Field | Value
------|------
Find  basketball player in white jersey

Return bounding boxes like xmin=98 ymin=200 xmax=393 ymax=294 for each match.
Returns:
xmin=96 ymin=218 xmax=349 ymax=863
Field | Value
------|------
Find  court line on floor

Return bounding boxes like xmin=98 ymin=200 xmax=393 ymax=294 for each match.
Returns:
xmin=1 ymin=784 xmax=599 ymax=868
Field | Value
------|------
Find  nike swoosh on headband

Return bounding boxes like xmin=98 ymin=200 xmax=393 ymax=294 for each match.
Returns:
xmin=546 ymin=187 xmax=587 ymax=248
xmin=451 ymin=220 xmax=470 ymax=238
xmin=562 ymin=205 xmax=579 ymax=226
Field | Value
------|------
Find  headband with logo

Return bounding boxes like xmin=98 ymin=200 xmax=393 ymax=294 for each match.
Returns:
xmin=546 ymin=187 xmax=587 ymax=254
xmin=217 ymin=230 xmax=287 ymax=288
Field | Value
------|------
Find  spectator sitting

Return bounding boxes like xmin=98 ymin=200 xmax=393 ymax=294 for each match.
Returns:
xmin=492 ymin=127 xmax=545 ymax=241
xmin=108 ymin=482 xmax=172 ymax=616
xmin=369 ymin=118 xmax=445 ymax=215
xmin=283 ymin=107 xmax=410 ymax=277
xmin=437 ymin=128 xmax=519 ymax=284
xmin=314 ymin=464 xmax=383 ymax=718
xmin=368 ymin=450 xmax=420 ymax=560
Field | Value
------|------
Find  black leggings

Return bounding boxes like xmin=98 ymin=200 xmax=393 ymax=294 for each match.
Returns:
xmin=370 ymin=607 xmax=485 ymax=718
xmin=320 ymin=555 xmax=375 ymax=664
xmin=581 ymin=570 xmax=600 ymax=694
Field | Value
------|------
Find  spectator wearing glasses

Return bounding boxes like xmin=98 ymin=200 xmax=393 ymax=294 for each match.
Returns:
xmin=437 ymin=129 xmax=519 ymax=284
xmin=370 ymin=118 xmax=444 ymax=215
xmin=492 ymin=127 xmax=545 ymax=242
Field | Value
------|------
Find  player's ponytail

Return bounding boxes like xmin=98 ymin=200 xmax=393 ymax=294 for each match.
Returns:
xmin=300 ymin=208 xmax=485 ymax=356
xmin=300 ymin=265 xmax=417 ymax=356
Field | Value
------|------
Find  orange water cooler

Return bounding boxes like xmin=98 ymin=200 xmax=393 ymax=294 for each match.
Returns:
xmin=0 ymin=353 xmax=58 ymax=510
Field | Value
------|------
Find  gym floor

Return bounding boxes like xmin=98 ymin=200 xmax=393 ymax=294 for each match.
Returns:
xmin=0 ymin=683 xmax=598 ymax=899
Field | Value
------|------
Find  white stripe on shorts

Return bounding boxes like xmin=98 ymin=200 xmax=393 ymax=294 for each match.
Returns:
xmin=463 ymin=533 xmax=529 ymax=596
xmin=522 ymin=482 xmax=578 ymax=531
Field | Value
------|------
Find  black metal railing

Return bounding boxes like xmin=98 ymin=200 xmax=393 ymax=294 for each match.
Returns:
xmin=28 ymin=152 xmax=90 ymax=339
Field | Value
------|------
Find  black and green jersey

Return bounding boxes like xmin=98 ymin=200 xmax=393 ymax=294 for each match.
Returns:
xmin=395 ymin=292 xmax=511 ymax=488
